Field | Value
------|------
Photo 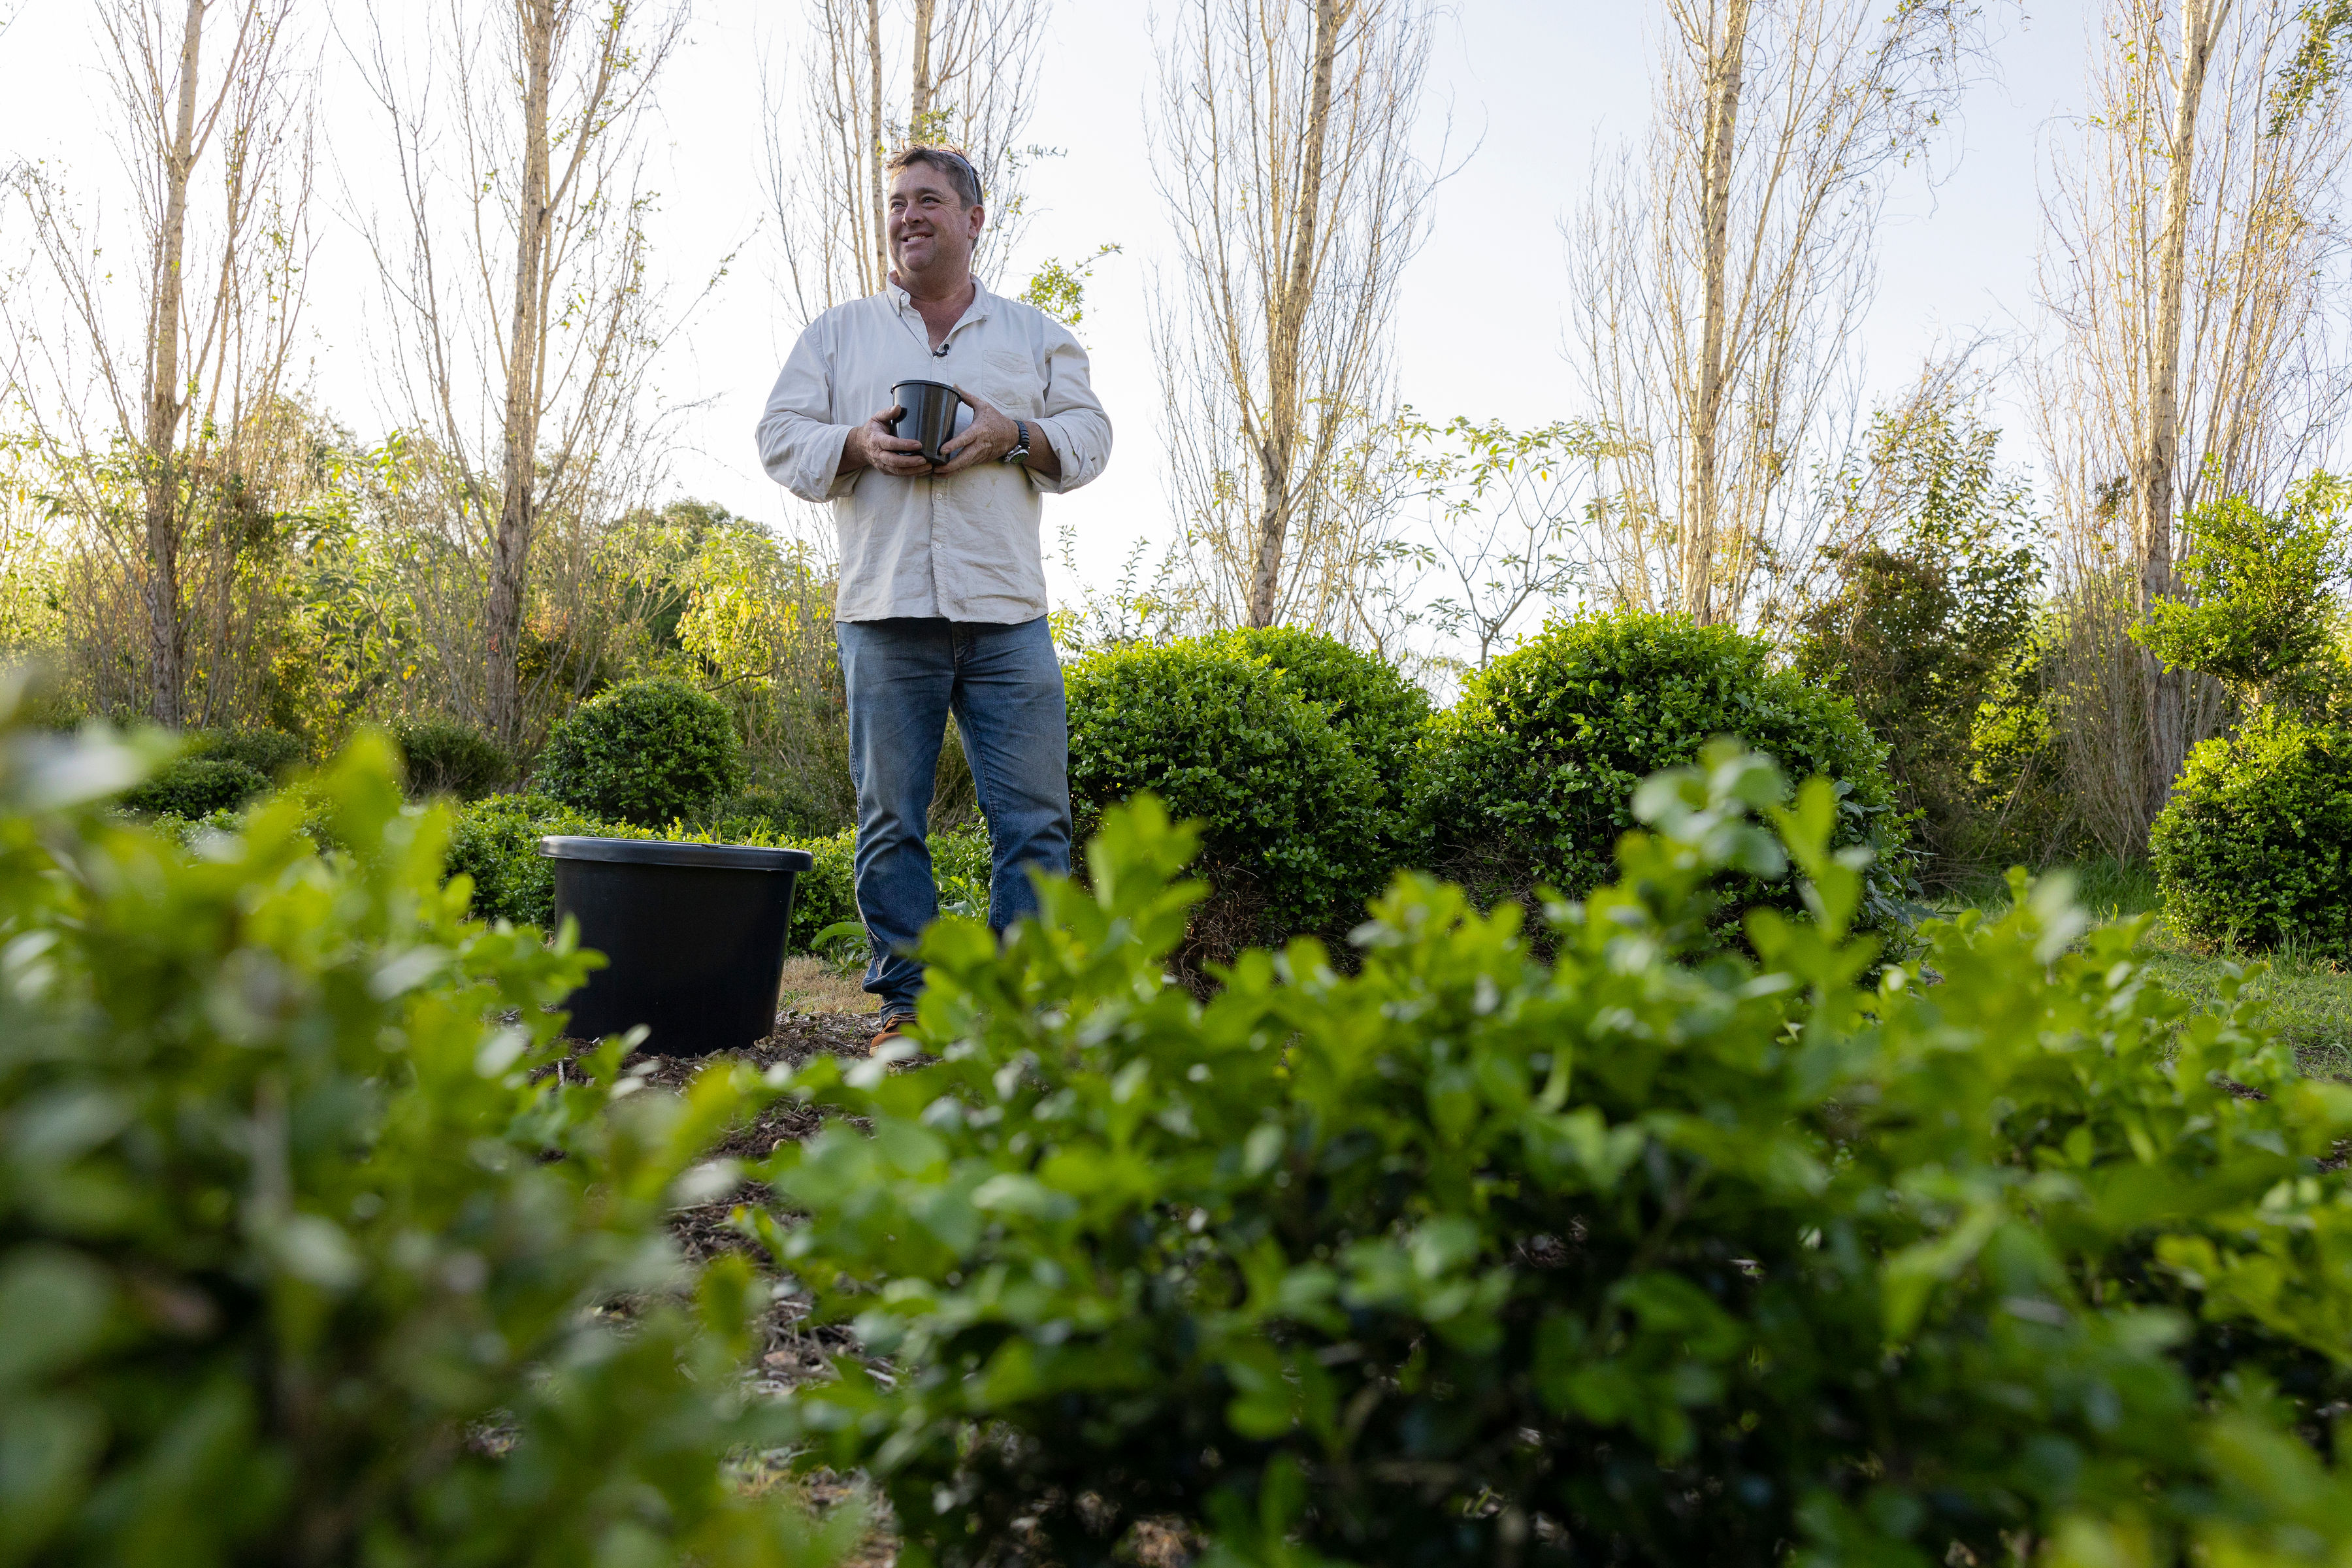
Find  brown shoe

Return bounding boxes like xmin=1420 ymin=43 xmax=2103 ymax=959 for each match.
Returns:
xmin=868 ymin=1011 xmax=919 ymax=1056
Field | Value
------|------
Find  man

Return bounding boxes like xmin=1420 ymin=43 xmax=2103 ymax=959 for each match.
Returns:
xmin=757 ymin=145 xmax=1111 ymax=1052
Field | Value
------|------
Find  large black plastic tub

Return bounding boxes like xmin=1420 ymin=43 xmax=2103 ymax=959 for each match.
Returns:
xmin=537 ymin=836 xmax=817 ymax=1056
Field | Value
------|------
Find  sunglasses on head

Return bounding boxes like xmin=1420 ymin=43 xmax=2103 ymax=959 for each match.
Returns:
xmin=941 ymin=149 xmax=982 ymax=205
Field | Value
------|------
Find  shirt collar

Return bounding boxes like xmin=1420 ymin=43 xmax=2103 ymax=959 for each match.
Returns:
xmin=887 ymin=276 xmax=995 ymax=326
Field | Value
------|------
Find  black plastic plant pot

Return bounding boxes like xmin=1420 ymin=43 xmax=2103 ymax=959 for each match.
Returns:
xmin=536 ymin=836 xmax=817 ymax=1056
xmin=890 ymin=378 xmax=964 ymax=465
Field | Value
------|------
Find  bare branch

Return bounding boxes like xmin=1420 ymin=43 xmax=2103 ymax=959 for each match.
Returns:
xmin=760 ymin=0 xmax=1054 ymax=332
xmin=2034 ymin=0 xmax=2352 ymax=846
xmin=1150 ymin=0 xmax=1439 ymax=642
xmin=1566 ymin=0 xmax=1985 ymax=628
xmin=348 ymin=0 xmax=688 ymax=747
xmin=4 ymin=0 xmax=314 ymax=725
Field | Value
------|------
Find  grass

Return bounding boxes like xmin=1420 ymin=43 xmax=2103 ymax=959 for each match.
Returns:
xmin=776 ymin=953 xmax=879 ymax=1015
xmin=1939 ymin=857 xmax=2352 ymax=1082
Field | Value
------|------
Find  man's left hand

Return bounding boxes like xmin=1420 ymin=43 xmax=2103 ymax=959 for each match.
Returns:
xmin=934 ymin=387 xmax=1021 ymax=476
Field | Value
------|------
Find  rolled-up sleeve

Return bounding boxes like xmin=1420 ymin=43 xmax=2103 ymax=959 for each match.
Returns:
xmin=1025 ymin=322 xmax=1112 ymax=496
xmin=757 ymin=321 xmax=856 ymax=503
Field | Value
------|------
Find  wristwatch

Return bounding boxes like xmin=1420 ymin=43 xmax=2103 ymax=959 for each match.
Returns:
xmin=1001 ymin=419 xmax=1030 ymax=465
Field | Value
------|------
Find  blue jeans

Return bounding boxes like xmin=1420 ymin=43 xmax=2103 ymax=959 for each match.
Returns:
xmin=835 ymin=615 xmax=1072 ymax=1015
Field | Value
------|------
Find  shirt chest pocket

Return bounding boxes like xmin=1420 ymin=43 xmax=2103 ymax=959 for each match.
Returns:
xmin=978 ymin=347 xmax=1041 ymax=418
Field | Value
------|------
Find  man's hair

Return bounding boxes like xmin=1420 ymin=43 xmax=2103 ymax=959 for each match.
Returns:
xmin=886 ymin=144 xmax=983 ymax=209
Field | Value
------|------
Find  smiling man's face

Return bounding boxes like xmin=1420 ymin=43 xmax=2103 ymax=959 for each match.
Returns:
xmin=887 ymin=161 xmax=985 ymax=288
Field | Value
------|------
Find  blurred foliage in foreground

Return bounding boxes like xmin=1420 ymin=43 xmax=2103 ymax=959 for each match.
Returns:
xmin=756 ymin=753 xmax=2352 ymax=1568
xmin=0 ymin=675 xmax=855 ymax=1568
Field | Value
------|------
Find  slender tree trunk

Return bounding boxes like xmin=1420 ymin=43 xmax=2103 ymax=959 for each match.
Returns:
xmin=865 ymin=0 xmax=887 ymax=289
xmin=911 ymin=0 xmax=936 ymax=126
xmin=489 ymin=0 xmax=555 ymax=748
xmin=2140 ymin=0 xmax=2227 ymax=817
xmin=1682 ymin=0 xmax=1749 ymax=626
xmin=1247 ymin=0 xmax=1344 ymax=628
xmin=143 ymin=0 xmax=208 ymax=727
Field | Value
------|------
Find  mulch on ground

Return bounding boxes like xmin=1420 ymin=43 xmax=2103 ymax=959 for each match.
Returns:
xmin=612 ymin=1007 xmax=925 ymax=1559
xmin=561 ymin=1008 xmax=892 ymax=1404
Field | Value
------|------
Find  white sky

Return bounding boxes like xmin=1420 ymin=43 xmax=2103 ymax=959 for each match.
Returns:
xmin=0 ymin=0 xmax=2092 ymax=606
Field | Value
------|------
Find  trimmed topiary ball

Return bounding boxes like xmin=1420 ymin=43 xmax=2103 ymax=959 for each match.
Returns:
xmin=394 ymin=716 xmax=514 ymax=801
xmin=120 ymin=756 xmax=272 ymax=818
xmin=1200 ymin=626 xmax=1433 ymax=863
xmin=1200 ymin=626 xmax=1432 ymax=796
xmin=2151 ymin=712 xmax=2352 ymax=953
xmin=1417 ymin=610 xmax=1914 ymax=932
xmin=1064 ymin=638 xmax=1386 ymax=951
xmin=534 ymin=678 xmax=743 ymax=826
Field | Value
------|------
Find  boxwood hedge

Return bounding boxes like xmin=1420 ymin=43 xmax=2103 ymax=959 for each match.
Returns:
xmin=1417 ymin=610 xmax=1914 ymax=934
xmin=1064 ymin=636 xmax=1397 ymax=950
xmin=183 ymin=725 xmax=306 ymax=778
xmin=116 ymin=755 xmax=271 ymax=819
xmin=393 ymin=715 xmax=514 ymax=800
xmin=2151 ymin=711 xmax=2352 ymax=953
xmin=534 ymin=678 xmax=743 ymax=826
xmin=1200 ymin=625 xmax=1431 ymax=801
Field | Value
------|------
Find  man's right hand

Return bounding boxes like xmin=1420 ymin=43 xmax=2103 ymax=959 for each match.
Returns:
xmin=839 ymin=404 xmax=929 ymax=476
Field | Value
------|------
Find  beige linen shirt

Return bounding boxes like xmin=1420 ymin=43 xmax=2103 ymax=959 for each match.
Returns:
xmin=756 ymin=280 xmax=1112 ymax=623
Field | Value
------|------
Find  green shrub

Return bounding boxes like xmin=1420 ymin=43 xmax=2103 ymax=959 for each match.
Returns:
xmin=1964 ymin=625 xmax=2080 ymax=864
xmin=1419 ymin=609 xmax=1914 ymax=933
xmin=116 ymin=755 xmax=270 ymax=818
xmin=702 ymin=784 xmax=829 ymax=840
xmin=114 ymin=727 xmax=310 ymax=819
xmin=393 ymin=715 xmax=514 ymax=800
xmin=1789 ymin=393 xmax=2040 ymax=868
xmin=928 ymin=822 xmax=993 ymax=921
xmin=144 ymin=807 xmax=246 ymax=846
xmin=0 ymin=708 xmax=857 ymax=1567
xmin=1200 ymin=625 xmax=1431 ymax=796
xmin=534 ymin=678 xmax=743 ymax=826
xmin=442 ymin=792 xmax=612 ymax=930
xmin=184 ymin=726 xmax=306 ymax=779
xmin=1064 ymin=638 xmax=1387 ymax=947
xmin=148 ymin=792 xmax=341 ymax=858
xmin=1201 ymin=625 xmax=1433 ymax=879
xmin=755 ymin=759 xmax=2352 ymax=1568
xmin=789 ymin=830 xmax=858 ymax=949
xmin=2151 ymin=711 xmax=2352 ymax=952
xmin=2134 ymin=475 xmax=2351 ymax=715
